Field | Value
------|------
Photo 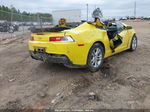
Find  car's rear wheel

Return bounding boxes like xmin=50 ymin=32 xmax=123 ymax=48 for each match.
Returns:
xmin=129 ymin=35 xmax=137 ymax=51
xmin=87 ymin=43 xmax=104 ymax=72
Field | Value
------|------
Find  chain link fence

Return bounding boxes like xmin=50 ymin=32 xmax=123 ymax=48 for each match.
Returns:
xmin=0 ymin=10 xmax=52 ymax=40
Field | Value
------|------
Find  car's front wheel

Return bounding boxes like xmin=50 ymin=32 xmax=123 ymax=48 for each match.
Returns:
xmin=87 ymin=43 xmax=104 ymax=72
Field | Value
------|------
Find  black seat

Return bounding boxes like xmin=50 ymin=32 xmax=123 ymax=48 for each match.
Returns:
xmin=107 ymin=25 xmax=117 ymax=40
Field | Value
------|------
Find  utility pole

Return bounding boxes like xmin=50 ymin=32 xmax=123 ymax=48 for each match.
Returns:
xmin=134 ymin=1 xmax=136 ymax=17
xmin=10 ymin=5 xmax=13 ymax=37
xmin=10 ymin=5 xmax=13 ymax=25
xmin=95 ymin=5 xmax=96 ymax=9
xmin=86 ymin=4 xmax=88 ymax=21
xmin=37 ymin=13 xmax=42 ymax=28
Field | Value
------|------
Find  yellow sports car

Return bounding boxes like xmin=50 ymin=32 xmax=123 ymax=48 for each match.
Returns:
xmin=28 ymin=20 xmax=137 ymax=72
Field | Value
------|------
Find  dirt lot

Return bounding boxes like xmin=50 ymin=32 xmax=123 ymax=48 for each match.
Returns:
xmin=0 ymin=20 xmax=150 ymax=110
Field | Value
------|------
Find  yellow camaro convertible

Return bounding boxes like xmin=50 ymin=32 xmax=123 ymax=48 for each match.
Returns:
xmin=28 ymin=20 xmax=137 ymax=72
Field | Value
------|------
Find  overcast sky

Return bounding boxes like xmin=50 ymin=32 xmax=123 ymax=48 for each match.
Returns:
xmin=0 ymin=0 xmax=150 ymax=19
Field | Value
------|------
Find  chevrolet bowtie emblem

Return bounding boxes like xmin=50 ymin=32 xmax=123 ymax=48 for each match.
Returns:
xmin=38 ymin=37 xmax=42 ymax=39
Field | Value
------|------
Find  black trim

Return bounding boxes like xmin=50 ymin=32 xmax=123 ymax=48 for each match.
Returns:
xmin=29 ymin=51 xmax=87 ymax=68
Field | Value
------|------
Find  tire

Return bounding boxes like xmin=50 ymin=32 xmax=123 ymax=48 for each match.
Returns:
xmin=8 ymin=28 xmax=14 ymax=33
xmin=87 ymin=43 xmax=104 ymax=72
xmin=129 ymin=35 xmax=137 ymax=51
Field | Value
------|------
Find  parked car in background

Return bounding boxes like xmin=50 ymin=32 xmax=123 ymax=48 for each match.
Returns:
xmin=0 ymin=20 xmax=19 ymax=33
xmin=141 ymin=16 xmax=150 ymax=20
xmin=129 ymin=16 xmax=136 ymax=20
xmin=120 ymin=17 xmax=128 ymax=20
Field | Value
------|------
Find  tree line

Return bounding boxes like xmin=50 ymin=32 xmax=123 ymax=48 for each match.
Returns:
xmin=0 ymin=5 xmax=52 ymax=22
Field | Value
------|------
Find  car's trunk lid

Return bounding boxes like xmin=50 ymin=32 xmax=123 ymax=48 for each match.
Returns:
xmin=32 ymin=32 xmax=65 ymax=42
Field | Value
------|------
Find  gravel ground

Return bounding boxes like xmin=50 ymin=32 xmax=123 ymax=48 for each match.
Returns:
xmin=0 ymin=20 xmax=150 ymax=110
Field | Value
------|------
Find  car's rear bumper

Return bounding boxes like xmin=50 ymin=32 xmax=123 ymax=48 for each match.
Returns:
xmin=29 ymin=51 xmax=87 ymax=68
xmin=28 ymin=41 xmax=90 ymax=65
xmin=29 ymin=50 xmax=70 ymax=63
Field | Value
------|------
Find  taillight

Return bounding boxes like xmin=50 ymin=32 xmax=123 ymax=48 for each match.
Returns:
xmin=49 ymin=36 xmax=74 ymax=42
xmin=29 ymin=36 xmax=34 ymax=41
xmin=49 ymin=36 xmax=63 ymax=41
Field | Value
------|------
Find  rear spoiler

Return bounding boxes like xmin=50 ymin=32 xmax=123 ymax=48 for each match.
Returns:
xmin=30 ymin=27 xmax=71 ymax=33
